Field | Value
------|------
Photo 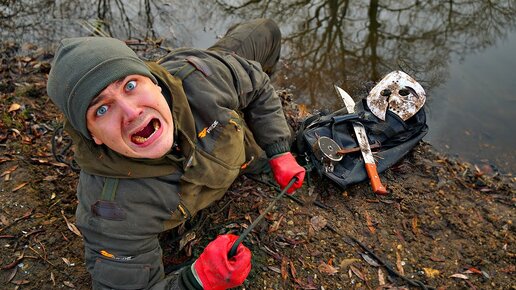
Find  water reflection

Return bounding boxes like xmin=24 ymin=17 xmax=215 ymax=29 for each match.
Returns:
xmin=217 ymin=0 xmax=515 ymax=108
xmin=0 ymin=0 xmax=221 ymax=48
xmin=1 ymin=0 xmax=515 ymax=172
xmin=213 ymin=0 xmax=516 ymax=173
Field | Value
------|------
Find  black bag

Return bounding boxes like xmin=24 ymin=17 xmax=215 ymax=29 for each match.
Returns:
xmin=295 ymin=99 xmax=428 ymax=189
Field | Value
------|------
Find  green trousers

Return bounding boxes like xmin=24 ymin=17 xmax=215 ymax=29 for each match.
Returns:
xmin=209 ymin=18 xmax=282 ymax=75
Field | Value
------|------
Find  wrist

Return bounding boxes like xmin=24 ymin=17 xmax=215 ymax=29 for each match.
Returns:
xmin=264 ymin=140 xmax=290 ymax=158
xmin=191 ymin=261 xmax=204 ymax=288
xmin=178 ymin=262 xmax=203 ymax=290
xmin=269 ymin=152 xmax=289 ymax=160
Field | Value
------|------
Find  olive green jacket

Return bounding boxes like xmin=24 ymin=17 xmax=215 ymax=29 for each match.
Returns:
xmin=71 ymin=48 xmax=291 ymax=289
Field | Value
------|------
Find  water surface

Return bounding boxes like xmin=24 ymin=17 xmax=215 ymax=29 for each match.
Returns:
xmin=1 ymin=0 xmax=514 ymax=173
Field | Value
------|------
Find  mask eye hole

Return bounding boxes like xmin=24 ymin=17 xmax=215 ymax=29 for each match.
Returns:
xmin=399 ymin=88 xmax=410 ymax=96
xmin=381 ymin=89 xmax=391 ymax=96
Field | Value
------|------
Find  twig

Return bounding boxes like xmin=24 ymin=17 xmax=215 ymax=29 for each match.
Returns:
xmin=349 ymin=236 xmax=435 ymax=290
xmin=28 ymin=245 xmax=55 ymax=267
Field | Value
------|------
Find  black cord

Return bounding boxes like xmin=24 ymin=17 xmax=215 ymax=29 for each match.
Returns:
xmin=51 ymin=125 xmax=80 ymax=172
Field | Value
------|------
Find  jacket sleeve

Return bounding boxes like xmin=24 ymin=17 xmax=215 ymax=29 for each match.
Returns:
xmin=75 ymin=172 xmax=198 ymax=290
xmin=223 ymin=53 xmax=292 ymax=157
xmin=166 ymin=48 xmax=292 ymax=158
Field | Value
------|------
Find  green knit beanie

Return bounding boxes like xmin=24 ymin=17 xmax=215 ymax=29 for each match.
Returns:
xmin=46 ymin=37 xmax=157 ymax=139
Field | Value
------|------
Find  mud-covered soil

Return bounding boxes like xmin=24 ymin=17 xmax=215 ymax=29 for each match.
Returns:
xmin=1 ymin=42 xmax=514 ymax=290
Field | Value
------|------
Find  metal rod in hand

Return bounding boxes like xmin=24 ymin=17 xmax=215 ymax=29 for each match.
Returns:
xmin=228 ymin=178 xmax=298 ymax=258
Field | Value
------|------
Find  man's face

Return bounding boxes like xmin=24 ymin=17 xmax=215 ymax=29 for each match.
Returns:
xmin=86 ymin=75 xmax=174 ymax=159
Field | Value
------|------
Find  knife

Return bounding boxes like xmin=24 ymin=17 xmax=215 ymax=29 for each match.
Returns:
xmin=334 ymin=85 xmax=388 ymax=195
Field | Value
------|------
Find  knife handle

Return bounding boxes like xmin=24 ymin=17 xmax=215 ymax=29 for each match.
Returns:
xmin=365 ymin=163 xmax=388 ymax=195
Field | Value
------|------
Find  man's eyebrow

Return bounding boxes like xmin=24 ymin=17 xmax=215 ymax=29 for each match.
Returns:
xmin=88 ymin=77 xmax=127 ymax=108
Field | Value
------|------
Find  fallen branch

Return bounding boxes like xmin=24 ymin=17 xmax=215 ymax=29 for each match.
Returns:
xmin=323 ymin=222 xmax=435 ymax=290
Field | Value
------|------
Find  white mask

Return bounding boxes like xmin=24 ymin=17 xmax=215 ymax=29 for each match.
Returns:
xmin=367 ymin=71 xmax=426 ymax=121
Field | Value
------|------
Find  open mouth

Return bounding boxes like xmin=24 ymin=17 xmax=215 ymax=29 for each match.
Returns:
xmin=131 ymin=118 xmax=160 ymax=144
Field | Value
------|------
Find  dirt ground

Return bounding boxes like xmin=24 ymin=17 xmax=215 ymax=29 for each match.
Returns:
xmin=1 ymin=42 xmax=514 ymax=290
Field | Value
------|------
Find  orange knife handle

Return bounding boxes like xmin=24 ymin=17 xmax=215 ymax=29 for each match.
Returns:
xmin=365 ymin=163 xmax=388 ymax=195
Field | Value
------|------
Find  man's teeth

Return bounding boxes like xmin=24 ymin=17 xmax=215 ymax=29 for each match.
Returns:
xmin=131 ymin=120 xmax=160 ymax=144
xmin=132 ymin=135 xmax=148 ymax=143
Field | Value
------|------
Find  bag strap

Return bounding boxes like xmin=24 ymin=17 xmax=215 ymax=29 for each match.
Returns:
xmin=172 ymin=56 xmax=212 ymax=80
xmin=173 ymin=63 xmax=197 ymax=80
xmin=100 ymin=177 xmax=119 ymax=201
xmin=92 ymin=177 xmax=126 ymax=221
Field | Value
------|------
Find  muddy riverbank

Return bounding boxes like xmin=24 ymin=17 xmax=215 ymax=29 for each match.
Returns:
xmin=0 ymin=42 xmax=514 ymax=289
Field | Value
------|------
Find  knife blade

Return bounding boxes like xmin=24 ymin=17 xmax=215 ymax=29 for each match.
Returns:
xmin=334 ymin=85 xmax=388 ymax=195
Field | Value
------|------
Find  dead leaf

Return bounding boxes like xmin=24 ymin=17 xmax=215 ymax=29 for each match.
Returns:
xmin=318 ymin=261 xmax=338 ymax=275
xmin=411 ymin=216 xmax=419 ymax=236
xmin=10 ymin=128 xmax=21 ymax=136
xmin=339 ymin=258 xmax=360 ymax=268
xmin=364 ymin=211 xmax=376 ymax=234
xmin=44 ymin=176 xmax=58 ymax=182
xmin=244 ymin=213 xmax=252 ymax=223
xmin=361 ymin=253 xmax=380 ymax=267
xmin=378 ymin=268 xmax=386 ymax=285
xmin=8 ymin=103 xmax=21 ymax=112
xmin=42 ymin=217 xmax=58 ymax=225
xmin=12 ymin=182 xmax=28 ymax=192
xmin=464 ymin=267 xmax=482 ymax=275
xmin=179 ymin=231 xmax=196 ymax=251
xmin=50 ymin=162 xmax=69 ymax=168
xmin=63 ymin=281 xmax=76 ymax=288
xmin=7 ymin=267 xmax=17 ymax=282
xmin=307 ymin=221 xmax=315 ymax=238
xmin=268 ymin=266 xmax=281 ymax=274
xmin=31 ymin=158 xmax=49 ymax=164
xmin=429 ymin=256 xmax=445 ymax=262
xmin=297 ymin=104 xmax=310 ymax=118
xmin=62 ymin=257 xmax=73 ymax=266
xmin=61 ymin=210 xmax=82 ymax=237
xmin=0 ymin=214 xmax=10 ymax=226
xmin=289 ymin=260 xmax=298 ymax=279
xmin=500 ymin=265 xmax=515 ymax=273
xmin=449 ymin=273 xmax=469 ymax=279
xmin=268 ymin=215 xmax=284 ymax=233
xmin=0 ymin=157 xmax=12 ymax=164
xmin=310 ymin=215 xmax=327 ymax=231
xmin=396 ymin=247 xmax=404 ymax=276
xmin=281 ymin=256 xmax=289 ymax=281
xmin=350 ymin=265 xmax=365 ymax=281
xmin=1 ymin=165 xmax=18 ymax=177
xmin=51 ymin=272 xmax=56 ymax=286
xmin=423 ymin=267 xmax=440 ymax=278
xmin=11 ymin=280 xmax=30 ymax=285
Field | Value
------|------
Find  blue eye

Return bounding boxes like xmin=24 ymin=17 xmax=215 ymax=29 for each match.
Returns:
xmin=96 ymin=105 xmax=108 ymax=116
xmin=125 ymin=80 xmax=136 ymax=91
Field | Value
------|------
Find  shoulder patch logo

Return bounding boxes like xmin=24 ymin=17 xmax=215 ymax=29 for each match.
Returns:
xmin=198 ymin=127 xmax=207 ymax=138
xmin=198 ymin=120 xmax=219 ymax=138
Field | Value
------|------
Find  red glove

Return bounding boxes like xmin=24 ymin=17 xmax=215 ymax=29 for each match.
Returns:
xmin=269 ymin=152 xmax=305 ymax=194
xmin=193 ymin=234 xmax=251 ymax=290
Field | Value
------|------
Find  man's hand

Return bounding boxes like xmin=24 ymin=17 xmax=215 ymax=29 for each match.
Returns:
xmin=269 ymin=152 xmax=305 ymax=194
xmin=193 ymin=234 xmax=251 ymax=290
